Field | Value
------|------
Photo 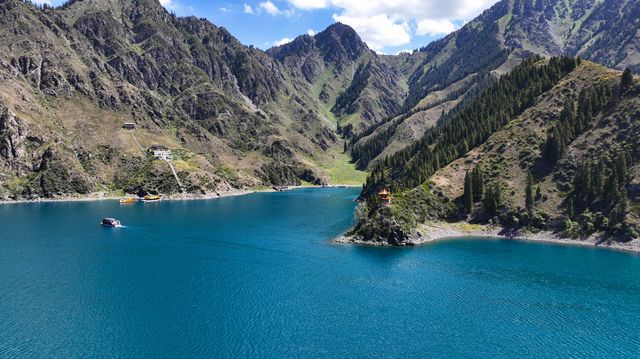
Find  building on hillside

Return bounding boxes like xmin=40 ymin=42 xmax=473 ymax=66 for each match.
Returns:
xmin=122 ymin=122 xmax=136 ymax=130
xmin=378 ymin=188 xmax=392 ymax=207
xmin=147 ymin=145 xmax=172 ymax=160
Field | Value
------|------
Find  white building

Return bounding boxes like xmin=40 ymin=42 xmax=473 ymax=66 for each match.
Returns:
xmin=147 ymin=145 xmax=172 ymax=160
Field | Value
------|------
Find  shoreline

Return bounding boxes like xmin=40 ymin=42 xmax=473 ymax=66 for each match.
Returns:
xmin=334 ymin=222 xmax=640 ymax=254
xmin=0 ymin=184 xmax=361 ymax=205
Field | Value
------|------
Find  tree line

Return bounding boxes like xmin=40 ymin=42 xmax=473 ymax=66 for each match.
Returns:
xmin=362 ymin=56 xmax=579 ymax=198
xmin=350 ymin=72 xmax=493 ymax=170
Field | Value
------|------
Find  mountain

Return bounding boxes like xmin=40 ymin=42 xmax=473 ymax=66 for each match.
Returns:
xmin=0 ymin=0 xmax=360 ymax=200
xmin=267 ymin=23 xmax=407 ymax=133
xmin=349 ymin=0 xmax=640 ymax=171
xmin=1 ymin=0 xmax=639 ymax=206
xmin=346 ymin=0 xmax=640 ymax=247
xmin=352 ymin=57 xmax=640 ymax=247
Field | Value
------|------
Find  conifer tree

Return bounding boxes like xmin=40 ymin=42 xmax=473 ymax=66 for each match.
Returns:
xmin=471 ymin=166 xmax=484 ymax=202
xmin=464 ymin=171 xmax=473 ymax=214
xmin=621 ymin=68 xmax=634 ymax=93
xmin=615 ymin=152 xmax=628 ymax=186
xmin=567 ymin=197 xmax=575 ymax=218
xmin=604 ymin=172 xmax=620 ymax=210
xmin=484 ymin=188 xmax=497 ymax=215
xmin=592 ymin=161 xmax=605 ymax=198
xmin=543 ymin=127 xmax=563 ymax=164
xmin=560 ymin=100 xmax=576 ymax=123
xmin=525 ymin=173 xmax=534 ymax=214
xmin=484 ymin=183 xmax=502 ymax=215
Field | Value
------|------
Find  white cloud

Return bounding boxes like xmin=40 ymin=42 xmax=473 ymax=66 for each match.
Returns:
xmin=285 ymin=0 xmax=499 ymax=50
xmin=288 ymin=0 xmax=329 ymax=9
xmin=258 ymin=0 xmax=295 ymax=17
xmin=332 ymin=13 xmax=410 ymax=51
xmin=30 ymin=0 xmax=52 ymax=4
xmin=158 ymin=0 xmax=193 ymax=13
xmin=273 ymin=37 xmax=293 ymax=46
xmin=244 ymin=4 xmax=255 ymax=14
xmin=292 ymin=0 xmax=498 ymax=20
xmin=159 ymin=0 xmax=174 ymax=8
xmin=416 ymin=19 xmax=458 ymax=36
xmin=307 ymin=29 xmax=317 ymax=36
xmin=259 ymin=1 xmax=280 ymax=15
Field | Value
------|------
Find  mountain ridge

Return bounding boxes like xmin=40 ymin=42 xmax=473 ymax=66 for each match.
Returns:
xmin=267 ymin=22 xmax=408 ymax=132
xmin=1 ymin=0 xmax=640 ymax=206
xmin=348 ymin=0 xmax=640 ymax=171
xmin=352 ymin=57 xmax=640 ymax=247
xmin=0 ymin=0 xmax=348 ymax=199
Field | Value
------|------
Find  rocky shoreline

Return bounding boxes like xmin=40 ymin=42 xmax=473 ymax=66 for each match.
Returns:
xmin=0 ymin=184 xmax=359 ymax=204
xmin=335 ymin=222 xmax=640 ymax=254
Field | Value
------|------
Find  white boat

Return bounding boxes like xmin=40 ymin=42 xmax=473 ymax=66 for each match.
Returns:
xmin=101 ymin=218 xmax=122 ymax=227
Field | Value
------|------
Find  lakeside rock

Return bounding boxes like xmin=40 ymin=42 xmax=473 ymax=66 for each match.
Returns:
xmin=336 ymin=222 xmax=640 ymax=253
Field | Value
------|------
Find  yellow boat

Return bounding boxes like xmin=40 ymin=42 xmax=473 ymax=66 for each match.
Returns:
xmin=143 ymin=194 xmax=161 ymax=202
xmin=119 ymin=197 xmax=137 ymax=204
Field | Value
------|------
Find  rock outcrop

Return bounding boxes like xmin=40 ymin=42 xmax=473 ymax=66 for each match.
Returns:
xmin=0 ymin=106 xmax=26 ymax=166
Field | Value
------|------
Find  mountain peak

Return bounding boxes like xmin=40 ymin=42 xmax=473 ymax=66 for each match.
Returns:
xmin=314 ymin=22 xmax=368 ymax=65
xmin=321 ymin=22 xmax=358 ymax=37
xmin=267 ymin=22 xmax=368 ymax=66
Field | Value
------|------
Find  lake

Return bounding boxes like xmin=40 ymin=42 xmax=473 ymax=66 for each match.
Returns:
xmin=0 ymin=187 xmax=639 ymax=357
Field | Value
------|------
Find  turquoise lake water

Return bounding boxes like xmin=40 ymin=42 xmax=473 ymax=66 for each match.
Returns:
xmin=0 ymin=187 xmax=639 ymax=357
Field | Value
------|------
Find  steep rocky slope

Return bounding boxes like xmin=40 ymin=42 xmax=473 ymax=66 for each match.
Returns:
xmin=267 ymin=23 xmax=407 ymax=132
xmin=353 ymin=58 xmax=640 ymax=247
xmin=1 ymin=0 xmax=639 ymax=202
xmin=0 ymin=0 xmax=344 ymax=199
xmin=350 ymin=0 xmax=640 ymax=170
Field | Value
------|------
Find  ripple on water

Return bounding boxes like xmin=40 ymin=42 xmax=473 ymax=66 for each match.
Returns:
xmin=0 ymin=189 xmax=639 ymax=357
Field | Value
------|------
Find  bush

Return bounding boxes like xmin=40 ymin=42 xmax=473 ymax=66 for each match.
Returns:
xmin=564 ymin=219 xmax=581 ymax=238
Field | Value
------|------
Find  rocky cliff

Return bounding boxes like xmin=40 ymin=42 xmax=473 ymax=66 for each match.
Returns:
xmin=0 ymin=0 xmax=346 ymax=199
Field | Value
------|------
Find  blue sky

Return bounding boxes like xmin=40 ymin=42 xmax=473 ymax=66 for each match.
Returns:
xmin=35 ymin=0 xmax=500 ymax=54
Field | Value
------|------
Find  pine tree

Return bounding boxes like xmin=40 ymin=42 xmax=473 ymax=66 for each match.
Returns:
xmin=615 ymin=152 xmax=628 ymax=186
xmin=484 ymin=188 xmax=497 ymax=215
xmin=464 ymin=171 xmax=473 ymax=214
xmin=535 ymin=186 xmax=542 ymax=201
xmin=560 ymin=100 xmax=576 ymax=123
xmin=608 ymin=187 xmax=628 ymax=228
xmin=604 ymin=172 xmax=620 ymax=210
xmin=472 ymin=166 xmax=484 ymax=202
xmin=543 ymin=127 xmax=563 ymax=164
xmin=621 ymin=68 xmax=634 ymax=93
xmin=592 ymin=161 xmax=605 ymax=198
xmin=567 ymin=197 xmax=575 ymax=218
xmin=484 ymin=183 xmax=502 ymax=215
xmin=575 ymin=161 xmax=592 ymax=206
xmin=525 ymin=172 xmax=534 ymax=214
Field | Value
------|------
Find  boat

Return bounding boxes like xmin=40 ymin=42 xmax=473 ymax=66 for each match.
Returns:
xmin=119 ymin=197 xmax=138 ymax=204
xmin=101 ymin=218 xmax=122 ymax=227
xmin=143 ymin=194 xmax=161 ymax=202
